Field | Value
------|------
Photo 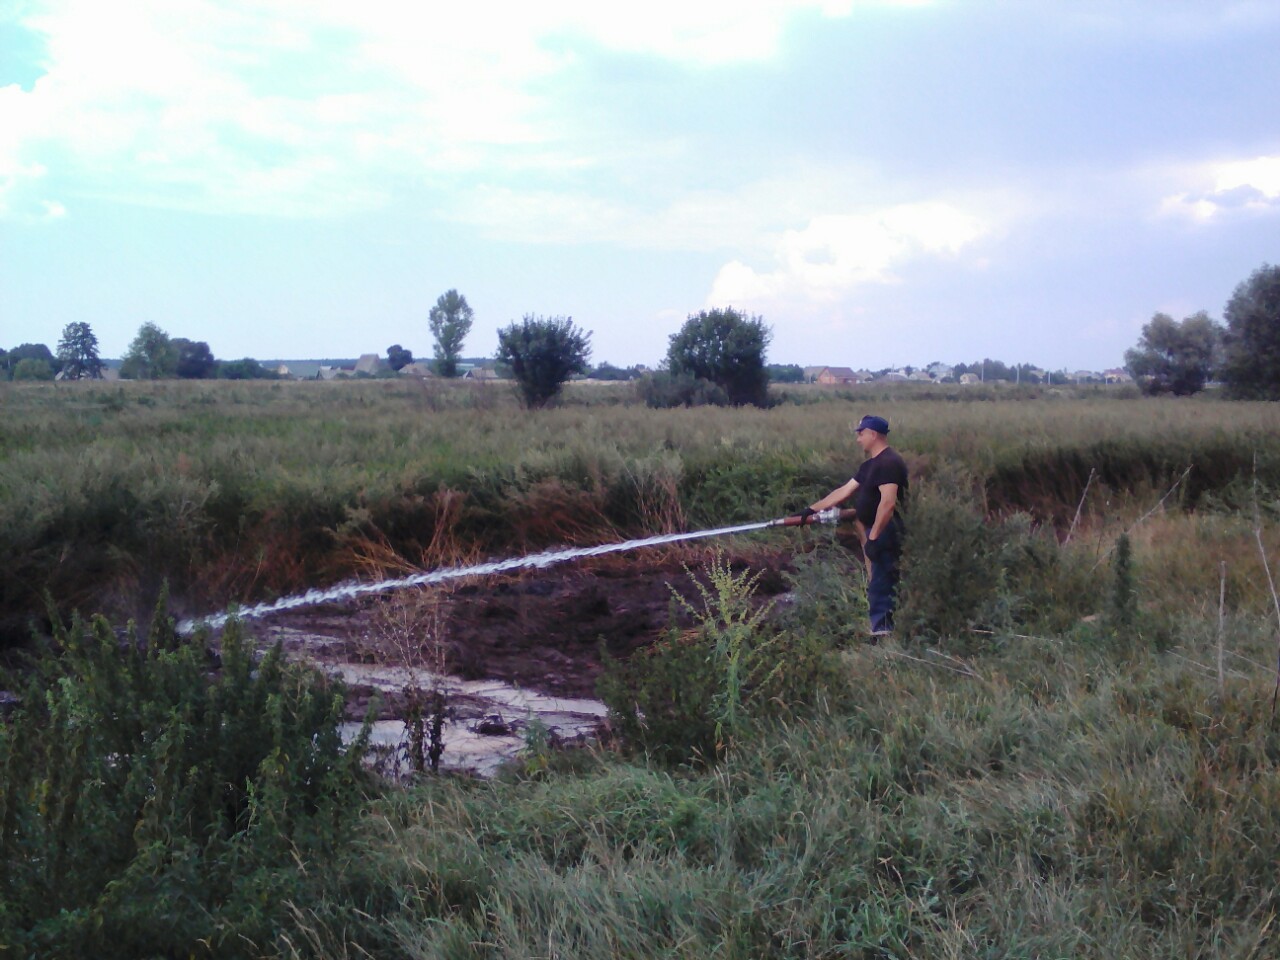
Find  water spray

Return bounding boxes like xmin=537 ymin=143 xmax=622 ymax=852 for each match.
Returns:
xmin=176 ymin=508 xmax=857 ymax=635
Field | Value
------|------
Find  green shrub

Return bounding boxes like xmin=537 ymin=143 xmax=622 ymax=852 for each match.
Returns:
xmin=636 ymin=371 xmax=730 ymax=409
xmin=897 ymin=481 xmax=1098 ymax=647
xmin=779 ymin=535 xmax=869 ymax=637
xmin=0 ymin=597 xmax=372 ymax=958
xmin=598 ymin=555 xmax=841 ymax=765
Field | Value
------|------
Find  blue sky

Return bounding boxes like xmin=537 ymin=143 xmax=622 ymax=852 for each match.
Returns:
xmin=2 ymin=0 xmax=1278 ymax=371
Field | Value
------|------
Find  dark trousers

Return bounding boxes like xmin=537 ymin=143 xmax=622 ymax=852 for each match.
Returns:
xmin=865 ymin=521 xmax=903 ymax=634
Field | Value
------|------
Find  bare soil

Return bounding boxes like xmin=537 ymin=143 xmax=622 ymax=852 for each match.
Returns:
xmin=258 ymin=547 xmax=797 ymax=716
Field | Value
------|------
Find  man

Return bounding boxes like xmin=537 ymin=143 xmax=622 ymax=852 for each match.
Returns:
xmin=803 ymin=414 xmax=909 ymax=636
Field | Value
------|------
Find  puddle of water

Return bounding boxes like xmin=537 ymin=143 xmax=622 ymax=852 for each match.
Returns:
xmin=268 ymin=625 xmax=609 ymax=777
xmin=330 ymin=661 xmax=608 ymax=718
xmin=343 ymin=705 xmax=603 ymax=778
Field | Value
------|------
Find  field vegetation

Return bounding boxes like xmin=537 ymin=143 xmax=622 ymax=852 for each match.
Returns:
xmin=3 ymin=377 xmax=1280 ymax=957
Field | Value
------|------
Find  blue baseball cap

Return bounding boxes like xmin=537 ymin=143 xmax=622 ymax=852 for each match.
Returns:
xmin=856 ymin=414 xmax=889 ymax=434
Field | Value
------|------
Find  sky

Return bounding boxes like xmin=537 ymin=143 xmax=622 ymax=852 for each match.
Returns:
xmin=2 ymin=0 xmax=1279 ymax=372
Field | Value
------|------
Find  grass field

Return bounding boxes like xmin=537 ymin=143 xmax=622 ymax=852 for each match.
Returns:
xmin=3 ymin=378 xmax=1280 ymax=957
xmin=4 ymin=377 xmax=1278 ymax=639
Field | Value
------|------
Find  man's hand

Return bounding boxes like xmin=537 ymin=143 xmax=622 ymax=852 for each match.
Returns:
xmin=798 ymin=506 xmax=817 ymax=523
xmin=864 ymin=535 xmax=883 ymax=561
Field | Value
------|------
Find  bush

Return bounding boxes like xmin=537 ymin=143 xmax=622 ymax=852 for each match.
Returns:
xmin=778 ymin=536 xmax=870 ymax=637
xmin=636 ymin=371 xmax=730 ymax=409
xmin=0 ymin=597 xmax=372 ymax=958
xmin=12 ymin=357 xmax=54 ymax=381
xmin=897 ymin=479 xmax=1096 ymax=648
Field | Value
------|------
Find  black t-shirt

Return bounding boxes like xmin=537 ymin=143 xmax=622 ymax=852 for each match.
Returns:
xmin=852 ymin=447 xmax=909 ymax=528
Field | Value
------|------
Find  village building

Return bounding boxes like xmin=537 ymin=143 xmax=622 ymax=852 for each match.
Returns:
xmin=398 ymin=362 xmax=436 ymax=379
xmin=354 ymin=354 xmax=385 ymax=375
xmin=812 ymin=366 xmax=861 ymax=385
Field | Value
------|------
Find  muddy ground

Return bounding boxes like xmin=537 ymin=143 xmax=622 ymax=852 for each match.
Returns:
xmin=257 ymin=546 xmax=803 ymax=721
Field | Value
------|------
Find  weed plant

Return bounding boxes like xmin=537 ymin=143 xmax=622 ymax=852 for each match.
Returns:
xmin=597 ymin=553 xmax=843 ymax=765
xmin=0 ymin=597 xmax=373 ymax=958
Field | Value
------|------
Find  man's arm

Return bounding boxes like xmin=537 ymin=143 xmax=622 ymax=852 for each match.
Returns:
xmin=866 ymin=483 xmax=899 ymax=540
xmin=810 ymin=477 xmax=858 ymax=512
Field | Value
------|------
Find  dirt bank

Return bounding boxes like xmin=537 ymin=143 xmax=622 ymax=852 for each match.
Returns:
xmin=256 ymin=547 xmax=797 ymax=713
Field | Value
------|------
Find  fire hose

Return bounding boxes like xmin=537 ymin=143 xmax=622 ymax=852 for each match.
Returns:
xmin=177 ymin=508 xmax=858 ymax=634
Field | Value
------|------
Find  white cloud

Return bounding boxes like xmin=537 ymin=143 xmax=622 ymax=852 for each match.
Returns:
xmin=707 ymin=202 xmax=988 ymax=309
xmin=452 ymin=178 xmax=800 ymax=252
xmin=0 ymin=0 xmax=891 ymax=219
xmin=1214 ymin=156 xmax=1280 ymax=198
xmin=1160 ymin=155 xmax=1280 ymax=221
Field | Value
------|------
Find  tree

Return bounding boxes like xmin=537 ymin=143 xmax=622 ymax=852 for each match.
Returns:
xmin=6 ymin=343 xmax=57 ymax=380
xmin=173 ymin=338 xmax=217 ymax=379
xmin=429 ymin=289 xmax=474 ymax=378
xmin=495 ymin=314 xmax=591 ymax=409
xmin=665 ymin=307 xmax=771 ymax=407
xmin=589 ymin=361 xmax=644 ymax=381
xmin=13 ymin=357 xmax=54 ymax=381
xmin=56 ymin=322 xmax=103 ymax=380
xmin=386 ymin=344 xmax=414 ymax=371
xmin=1221 ymin=263 xmax=1280 ymax=400
xmin=1124 ymin=310 xmax=1221 ymax=396
xmin=120 ymin=322 xmax=178 ymax=380
xmin=766 ymin=363 xmax=804 ymax=383
xmin=218 ymin=358 xmax=274 ymax=380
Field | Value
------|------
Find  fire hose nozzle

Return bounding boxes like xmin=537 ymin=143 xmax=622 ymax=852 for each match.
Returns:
xmin=774 ymin=507 xmax=857 ymax=527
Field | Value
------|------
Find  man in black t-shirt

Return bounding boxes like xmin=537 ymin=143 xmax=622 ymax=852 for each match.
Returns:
xmin=803 ymin=414 xmax=908 ymax=636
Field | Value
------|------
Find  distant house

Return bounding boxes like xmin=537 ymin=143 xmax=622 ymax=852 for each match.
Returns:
xmin=464 ymin=367 xmax=499 ymax=381
xmin=1103 ymin=368 xmax=1132 ymax=383
xmin=354 ymin=354 xmax=385 ymax=375
xmin=959 ymin=373 xmax=981 ymax=385
xmin=273 ymin=364 xmax=292 ymax=378
xmin=55 ymin=367 xmax=118 ymax=382
xmin=399 ymin=361 xmax=436 ymax=379
xmin=880 ymin=371 xmax=909 ymax=382
xmin=808 ymin=366 xmax=860 ymax=386
xmin=315 ymin=365 xmax=352 ymax=380
xmin=927 ymin=362 xmax=954 ymax=381
xmin=908 ymin=371 xmax=934 ymax=382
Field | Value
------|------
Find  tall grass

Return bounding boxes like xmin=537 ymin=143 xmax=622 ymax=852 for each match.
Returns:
xmin=5 ymin=379 xmax=1280 ymax=956
xmin=4 ymin=379 xmax=1278 ymax=643
xmin=282 ymin=599 xmax=1280 ymax=958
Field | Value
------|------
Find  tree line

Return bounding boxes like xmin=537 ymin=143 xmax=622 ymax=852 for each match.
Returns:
xmin=9 ymin=263 xmax=1278 ymax=403
xmin=1 ymin=322 xmax=278 ymax=382
xmin=1124 ymin=263 xmax=1280 ymax=398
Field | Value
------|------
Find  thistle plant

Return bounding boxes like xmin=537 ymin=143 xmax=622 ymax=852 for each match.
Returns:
xmin=671 ymin=553 xmax=779 ymax=753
